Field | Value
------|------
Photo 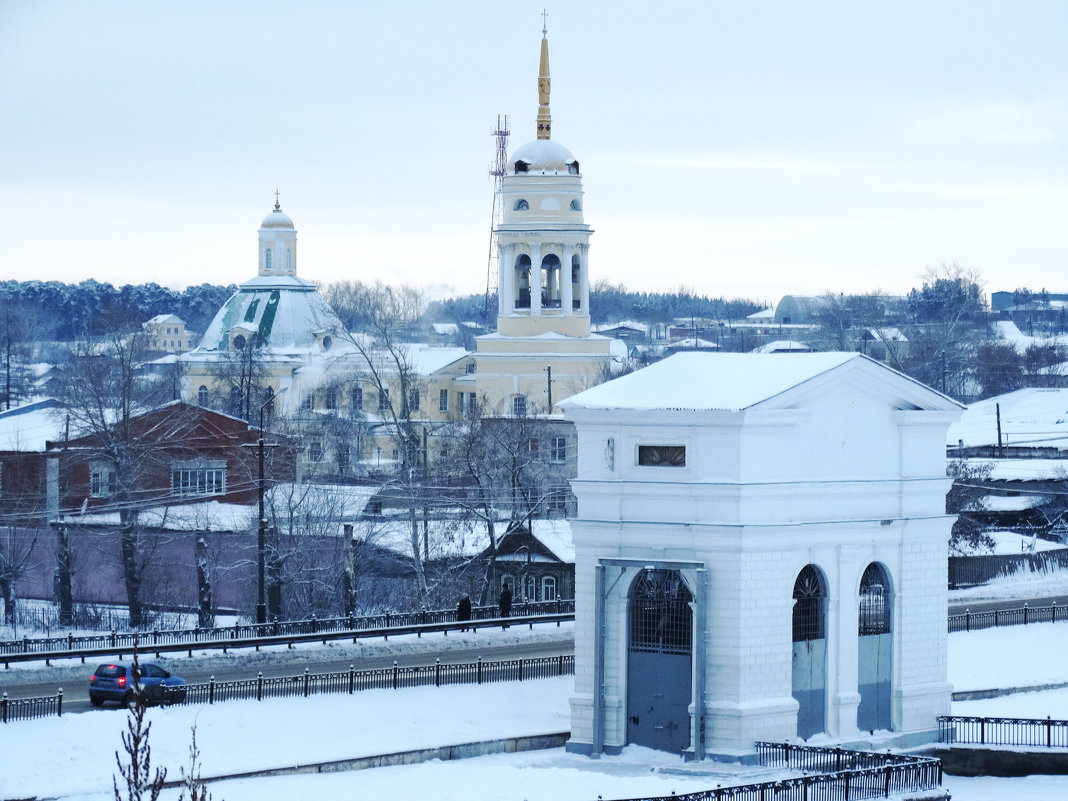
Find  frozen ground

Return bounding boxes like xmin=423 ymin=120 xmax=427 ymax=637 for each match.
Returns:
xmin=4 ymin=621 xmax=1068 ymax=800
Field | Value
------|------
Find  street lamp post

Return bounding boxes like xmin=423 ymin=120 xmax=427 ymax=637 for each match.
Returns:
xmin=256 ymin=387 xmax=286 ymax=624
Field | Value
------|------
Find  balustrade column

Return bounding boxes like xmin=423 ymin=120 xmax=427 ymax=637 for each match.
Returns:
xmin=562 ymin=246 xmax=574 ymax=314
xmin=530 ymin=243 xmax=543 ymax=315
xmin=499 ymin=243 xmax=516 ymax=314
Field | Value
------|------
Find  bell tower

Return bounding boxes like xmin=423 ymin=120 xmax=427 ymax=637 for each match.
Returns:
xmin=494 ymin=24 xmax=592 ymax=339
xmin=258 ymin=193 xmax=298 ymax=278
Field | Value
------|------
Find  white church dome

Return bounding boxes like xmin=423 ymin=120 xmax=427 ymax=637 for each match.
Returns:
xmin=509 ymin=139 xmax=579 ymax=175
xmin=260 ymin=205 xmax=295 ymax=229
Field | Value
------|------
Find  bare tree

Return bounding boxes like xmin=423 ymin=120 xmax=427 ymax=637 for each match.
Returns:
xmin=325 ymin=280 xmax=432 ymax=599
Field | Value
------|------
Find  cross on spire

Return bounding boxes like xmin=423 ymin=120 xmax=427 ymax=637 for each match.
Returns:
xmin=274 ymin=189 xmax=281 ymax=210
xmin=541 ymin=8 xmax=548 ymax=35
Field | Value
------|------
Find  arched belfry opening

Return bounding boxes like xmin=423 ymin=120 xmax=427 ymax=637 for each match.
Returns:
xmin=541 ymin=254 xmax=561 ymax=309
xmin=792 ymin=564 xmax=828 ymax=739
xmin=514 ymin=254 xmax=531 ymax=309
xmin=627 ymin=569 xmax=693 ymax=754
xmin=858 ymin=563 xmax=893 ymax=733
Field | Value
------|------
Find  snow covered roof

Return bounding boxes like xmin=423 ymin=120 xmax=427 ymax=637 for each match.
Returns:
xmin=508 ymin=139 xmax=577 ymax=174
xmin=528 ymin=519 xmax=574 ymax=563
xmin=0 ymin=398 xmax=67 ymax=452
xmin=432 ymin=323 xmax=460 ymax=335
xmin=561 ymin=352 xmax=959 ymax=413
xmin=862 ymin=327 xmax=907 ymax=342
xmin=592 ymin=320 xmax=650 ymax=334
xmin=747 ymin=308 xmax=776 ymax=321
xmin=966 ymin=458 xmax=1068 ymax=481
xmin=260 ymin=207 xmax=294 ymax=229
xmin=949 ymin=388 xmax=1068 ymax=451
xmin=145 ymin=314 xmax=184 ymax=325
xmin=752 ymin=340 xmax=812 ymax=353
xmin=981 ymin=494 xmax=1043 ymax=512
xmin=405 ymin=344 xmax=470 ymax=375
xmin=60 ymin=501 xmax=255 ymax=532
xmin=995 ymin=320 xmax=1068 ymax=352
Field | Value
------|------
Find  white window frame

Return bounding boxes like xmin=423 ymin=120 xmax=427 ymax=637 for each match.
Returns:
xmin=89 ymin=461 xmax=115 ymax=498
xmin=542 ymin=575 xmax=557 ymax=601
xmin=550 ymin=436 xmax=567 ymax=463
xmin=171 ymin=460 xmax=227 ymax=497
xmin=439 ymin=389 xmax=448 ymax=412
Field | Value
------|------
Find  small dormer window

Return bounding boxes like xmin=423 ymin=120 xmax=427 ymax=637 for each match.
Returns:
xmin=321 ymin=335 xmax=332 ymax=351
xmin=232 ymin=334 xmax=247 ymax=350
xmin=570 ymin=199 xmax=582 ymax=211
xmin=514 ymin=199 xmax=529 ymax=210
xmin=568 ymin=161 xmax=580 ymax=175
xmin=515 ymin=160 xmax=529 ymax=174
xmin=265 ymin=249 xmax=272 ymax=271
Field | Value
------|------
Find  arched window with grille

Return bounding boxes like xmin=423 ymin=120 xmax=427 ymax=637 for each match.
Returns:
xmin=858 ymin=563 xmax=893 ymax=732
xmin=542 ymin=575 xmax=557 ymax=601
xmin=197 ymin=385 xmax=208 ymax=406
xmin=792 ymin=564 xmax=827 ymax=740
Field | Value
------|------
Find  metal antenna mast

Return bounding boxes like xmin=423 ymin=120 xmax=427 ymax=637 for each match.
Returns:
xmin=484 ymin=114 xmax=510 ymax=321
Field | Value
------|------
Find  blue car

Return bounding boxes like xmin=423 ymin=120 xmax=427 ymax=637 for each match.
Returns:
xmin=89 ymin=662 xmax=187 ymax=707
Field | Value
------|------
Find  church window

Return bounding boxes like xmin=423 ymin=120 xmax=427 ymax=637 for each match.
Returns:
xmin=540 ymin=255 xmax=561 ymax=309
xmin=286 ymin=248 xmax=292 ymax=271
xmin=514 ymin=160 xmax=529 ymax=174
xmin=439 ymin=389 xmax=448 ymax=412
xmin=513 ymin=199 xmax=529 ymax=211
xmin=265 ymin=249 xmax=272 ymax=271
xmin=465 ymin=362 xmax=476 ymax=374
xmin=513 ymin=395 xmax=528 ymax=418
xmin=570 ymin=199 xmax=581 ymax=211
xmin=637 ymin=445 xmax=686 ymax=467
xmin=859 ymin=563 xmax=892 ymax=635
xmin=352 ymin=386 xmax=363 ymax=412
xmin=567 ymin=160 xmax=580 ymax=175
xmin=378 ymin=388 xmax=390 ymax=412
xmin=197 ymin=385 xmax=208 ymax=406
xmin=408 ymin=387 xmax=420 ymax=412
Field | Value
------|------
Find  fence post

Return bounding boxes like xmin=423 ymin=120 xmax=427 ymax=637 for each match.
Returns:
xmin=1024 ymin=603 xmax=1029 ymax=625
xmin=477 ymin=656 xmax=482 ymax=685
xmin=209 ymin=676 xmax=215 ymax=704
xmin=349 ymin=664 xmax=355 ymax=694
xmin=519 ymin=658 xmax=524 ymax=681
xmin=965 ymin=609 xmax=970 ymax=632
xmin=393 ymin=661 xmax=398 ymax=690
xmin=153 ymin=628 xmax=159 ymax=645
xmin=2 ymin=692 xmax=6 ymax=723
xmin=303 ymin=667 xmax=310 ymax=697
xmin=68 ymin=632 xmax=73 ymax=651
xmin=257 ymin=672 xmax=263 ymax=701
xmin=1053 ymin=602 xmax=1058 ymax=623
xmin=980 ymin=718 xmax=985 ymax=744
xmin=1048 ymin=716 xmax=1052 ymax=748
xmin=883 ymin=767 xmax=890 ymax=797
xmin=994 ymin=609 xmax=999 ymax=627
xmin=435 ymin=658 xmax=441 ymax=687
xmin=57 ymin=688 xmax=63 ymax=717
xmin=558 ymin=654 xmax=564 ymax=676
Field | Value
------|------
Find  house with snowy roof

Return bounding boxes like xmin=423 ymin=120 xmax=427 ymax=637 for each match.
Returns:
xmin=561 ymin=351 xmax=962 ymax=759
xmin=485 ymin=519 xmax=575 ymax=604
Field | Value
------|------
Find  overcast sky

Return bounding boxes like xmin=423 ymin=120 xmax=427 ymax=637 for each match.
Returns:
xmin=1 ymin=1 xmax=1065 ymax=305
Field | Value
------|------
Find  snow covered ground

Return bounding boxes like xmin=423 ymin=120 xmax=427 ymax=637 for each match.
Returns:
xmin=4 ymin=621 xmax=1068 ymax=800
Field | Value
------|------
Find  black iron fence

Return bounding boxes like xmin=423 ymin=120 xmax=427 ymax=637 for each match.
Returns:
xmin=601 ymin=744 xmax=942 ymax=801
xmin=939 ymin=715 xmax=1068 ymax=748
xmin=2 ymin=653 xmax=574 ymax=724
xmin=0 ymin=599 xmax=574 ymax=659
xmin=949 ymin=547 xmax=1068 ymax=589
xmin=948 ymin=601 xmax=1066 ymax=633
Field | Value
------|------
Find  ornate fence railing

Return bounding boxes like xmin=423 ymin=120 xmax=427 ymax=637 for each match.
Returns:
xmin=0 ymin=599 xmax=574 ymax=659
xmin=949 ymin=548 xmax=1068 ymax=589
xmin=938 ymin=715 xmax=1068 ymax=748
xmin=948 ymin=601 xmax=1066 ymax=633
xmin=598 ymin=744 xmax=942 ymax=801
xmin=2 ymin=653 xmax=574 ymax=724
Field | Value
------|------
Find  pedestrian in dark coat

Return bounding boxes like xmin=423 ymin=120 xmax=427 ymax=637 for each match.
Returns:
xmin=457 ymin=596 xmax=472 ymax=631
xmin=498 ymin=584 xmax=513 ymax=618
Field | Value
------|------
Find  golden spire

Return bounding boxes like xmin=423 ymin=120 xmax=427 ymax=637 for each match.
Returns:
xmin=536 ymin=11 xmax=551 ymax=140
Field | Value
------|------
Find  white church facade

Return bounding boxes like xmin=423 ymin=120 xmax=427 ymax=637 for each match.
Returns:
xmin=560 ymin=352 xmax=962 ymax=758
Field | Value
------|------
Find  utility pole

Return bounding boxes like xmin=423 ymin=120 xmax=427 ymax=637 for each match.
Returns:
xmin=256 ymin=388 xmax=286 ymax=624
xmin=996 ymin=402 xmax=1004 ymax=458
xmin=545 ymin=365 xmax=553 ymax=413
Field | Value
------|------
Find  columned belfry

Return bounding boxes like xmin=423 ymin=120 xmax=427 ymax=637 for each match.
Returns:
xmin=471 ymin=22 xmax=611 ymax=416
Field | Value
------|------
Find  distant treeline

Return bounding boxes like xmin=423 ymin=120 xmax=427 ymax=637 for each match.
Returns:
xmin=428 ymin=282 xmax=765 ymax=327
xmin=0 ymin=280 xmax=236 ymax=341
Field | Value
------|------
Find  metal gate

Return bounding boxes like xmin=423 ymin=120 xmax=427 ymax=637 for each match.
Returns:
xmin=857 ymin=563 xmax=892 ymax=733
xmin=627 ymin=569 xmax=692 ymax=753
xmin=792 ymin=565 xmax=827 ymax=740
